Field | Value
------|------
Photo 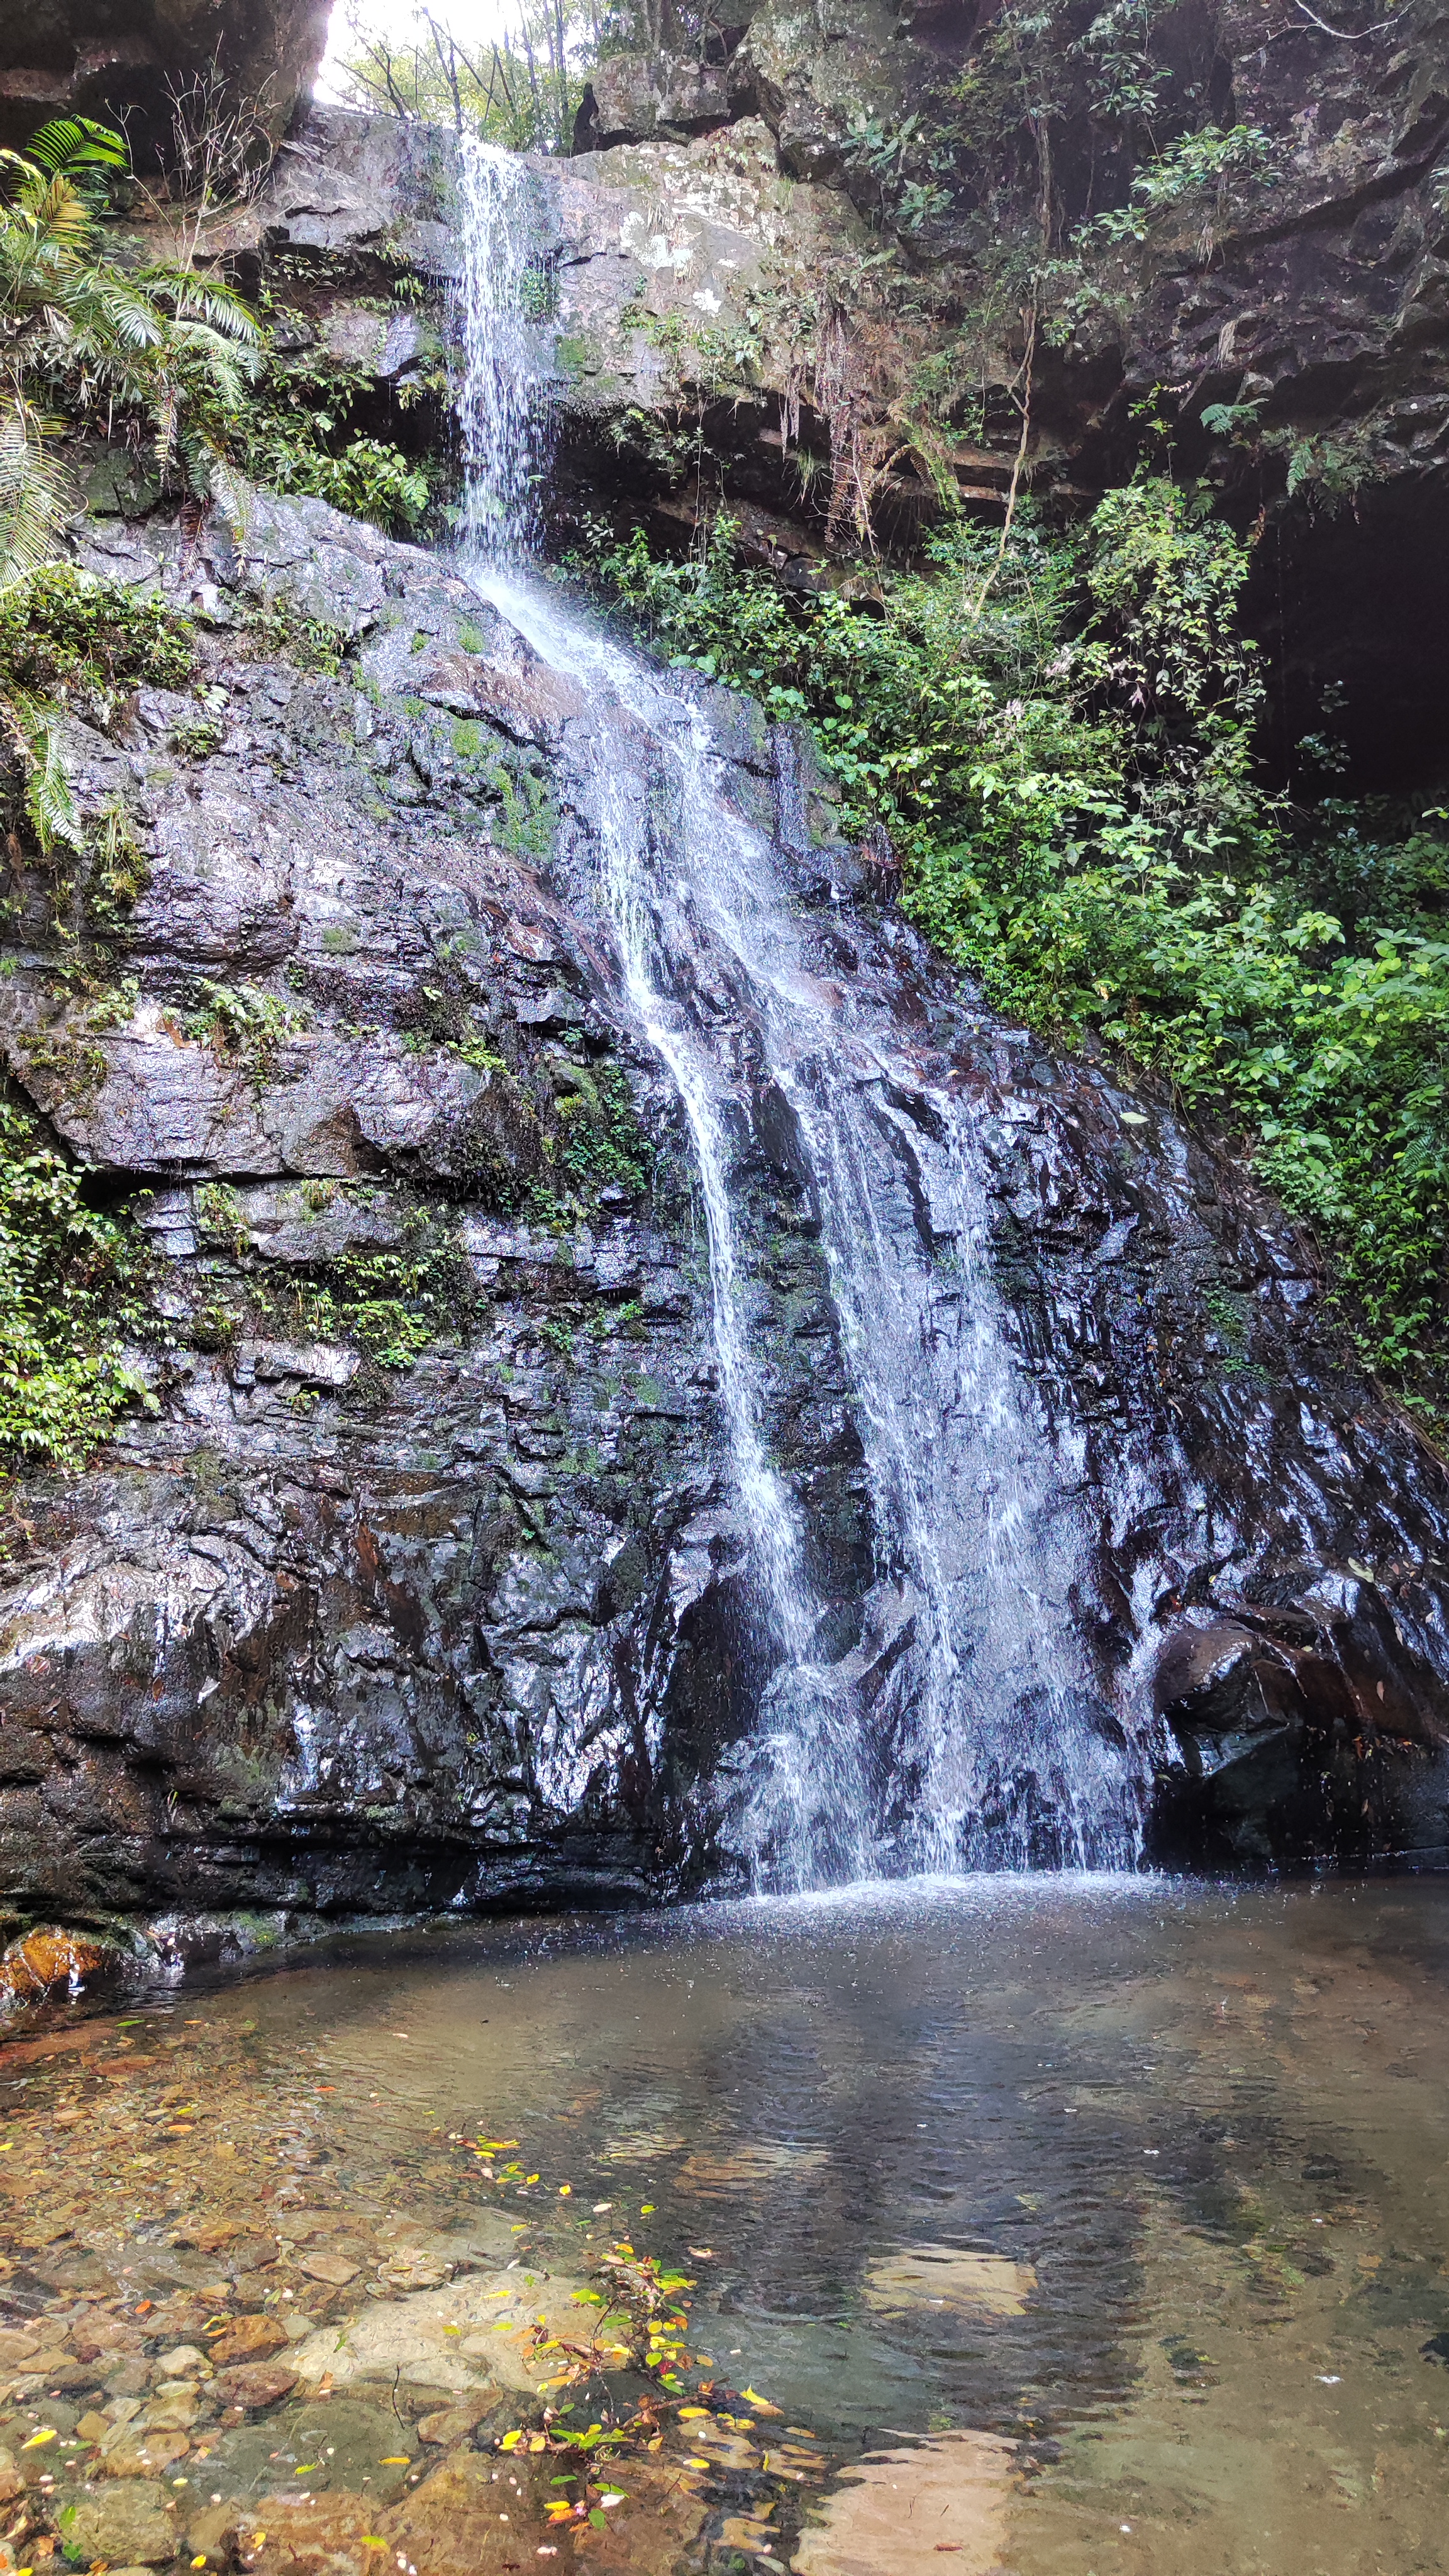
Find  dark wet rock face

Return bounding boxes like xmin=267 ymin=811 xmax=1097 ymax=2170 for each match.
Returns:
xmin=0 ymin=0 xmax=331 ymax=162
xmin=2 ymin=492 xmax=1448 ymax=1940
xmin=0 ymin=494 xmax=866 ymax=1932
xmin=1150 ymin=1572 xmax=1449 ymax=1867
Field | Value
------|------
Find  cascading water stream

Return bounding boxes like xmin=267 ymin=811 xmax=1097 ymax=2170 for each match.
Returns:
xmin=586 ymin=744 xmax=819 ymax=1675
xmin=452 ymin=140 xmax=555 ymax=560
xmin=449 ymin=143 xmax=1140 ymax=1882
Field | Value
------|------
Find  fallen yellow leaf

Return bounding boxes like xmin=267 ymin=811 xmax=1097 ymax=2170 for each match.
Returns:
xmin=380 ymin=2457 xmax=411 ymax=2466
xmin=740 ymin=2389 xmax=782 ymax=2416
xmin=21 ymin=2429 xmax=56 ymax=2449
xmin=678 ymin=2408 xmax=711 ymax=2421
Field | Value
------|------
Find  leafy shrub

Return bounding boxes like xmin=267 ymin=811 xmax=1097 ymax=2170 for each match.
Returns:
xmin=1087 ymin=123 xmax=1275 ymax=245
xmin=233 ymin=340 xmax=438 ymax=536
xmin=0 ymin=564 xmax=193 ymax=697
xmin=578 ymin=489 xmax=1449 ymax=1407
xmin=0 ymin=565 xmax=194 ymax=853
xmin=1 ymin=117 xmax=258 ymax=577
xmin=0 ymin=1099 xmax=154 ymax=1468
xmin=239 ymin=418 xmax=435 ymax=534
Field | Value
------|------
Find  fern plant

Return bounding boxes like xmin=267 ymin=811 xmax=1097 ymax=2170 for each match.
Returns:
xmin=0 ymin=115 xmax=260 ymax=582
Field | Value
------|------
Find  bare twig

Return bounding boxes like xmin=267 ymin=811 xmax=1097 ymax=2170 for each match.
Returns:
xmin=1292 ymin=0 xmax=1402 ymax=33
xmin=971 ymin=301 xmax=1036 ymax=621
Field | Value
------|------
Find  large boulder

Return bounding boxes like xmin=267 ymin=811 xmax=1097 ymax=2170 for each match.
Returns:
xmin=1150 ymin=1567 xmax=1449 ymax=1864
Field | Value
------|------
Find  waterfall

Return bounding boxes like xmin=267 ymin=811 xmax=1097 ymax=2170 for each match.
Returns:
xmin=452 ymin=139 xmax=554 ymax=560
xmin=449 ymin=145 xmax=1140 ymax=1880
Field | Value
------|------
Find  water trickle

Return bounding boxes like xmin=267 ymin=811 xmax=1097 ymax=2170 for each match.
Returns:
xmin=450 ymin=149 xmax=1139 ymax=1880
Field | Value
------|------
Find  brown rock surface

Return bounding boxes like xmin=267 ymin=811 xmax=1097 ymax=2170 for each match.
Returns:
xmin=215 ymin=2362 xmax=299 ymax=2412
xmin=209 ymin=2315 xmax=290 ymax=2367
xmin=296 ymin=2249 xmax=359 ymax=2285
xmin=415 ymin=2396 xmax=491 ymax=2445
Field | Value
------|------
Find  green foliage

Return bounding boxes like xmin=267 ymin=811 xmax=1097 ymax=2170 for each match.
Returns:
xmin=0 ymin=117 xmax=259 ymax=573
xmin=240 ymin=596 xmax=345 ymax=676
xmin=0 ymin=564 xmax=194 ymax=699
xmin=842 ymin=111 xmax=955 ymax=232
xmin=0 ymin=1097 xmax=155 ymax=1468
xmin=329 ymin=0 xmax=592 ymax=152
xmin=223 ymin=1192 xmax=478 ymax=1371
xmin=1263 ymin=423 xmax=1382 ymax=513
xmin=555 ymin=1062 xmax=653 ymax=1199
xmin=182 ymin=979 xmax=307 ymax=1087
xmin=1087 ymin=123 xmax=1274 ymax=245
xmin=235 ymin=338 xmax=437 ymax=535
xmin=579 ymin=489 xmax=1449 ymax=1407
xmin=0 ymin=564 xmax=193 ymax=854
xmin=86 ymin=796 xmax=150 ymax=929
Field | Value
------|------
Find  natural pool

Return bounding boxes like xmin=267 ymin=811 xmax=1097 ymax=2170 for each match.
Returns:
xmin=0 ymin=1876 xmax=1445 ymax=2576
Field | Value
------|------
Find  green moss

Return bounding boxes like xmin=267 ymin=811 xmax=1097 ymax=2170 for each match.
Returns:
xmin=489 ymin=753 xmax=556 ymax=858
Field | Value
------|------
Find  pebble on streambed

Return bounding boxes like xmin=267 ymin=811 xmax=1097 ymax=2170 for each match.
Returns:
xmin=0 ymin=2018 xmax=828 ymax=2575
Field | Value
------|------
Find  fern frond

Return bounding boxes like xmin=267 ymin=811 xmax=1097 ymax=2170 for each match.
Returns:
xmin=23 ymin=118 xmax=128 ymax=177
xmin=0 ymin=685 xmax=81 ymax=855
xmin=201 ymin=451 xmax=255 ymax=560
xmin=136 ymin=264 xmax=262 ymax=343
xmin=28 ymin=171 xmax=98 ymax=250
xmin=0 ymin=401 xmax=70 ymax=579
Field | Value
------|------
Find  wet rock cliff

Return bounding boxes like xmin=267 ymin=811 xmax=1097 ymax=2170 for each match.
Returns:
xmin=5 ymin=0 xmax=1449 ymax=1957
xmin=1 ymin=486 xmax=1449 ymax=1957
xmin=0 ymin=492 xmax=867 ymax=1945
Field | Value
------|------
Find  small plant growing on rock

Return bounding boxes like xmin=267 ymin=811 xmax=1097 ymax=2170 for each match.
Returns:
xmin=0 ymin=1097 xmax=155 ymax=1468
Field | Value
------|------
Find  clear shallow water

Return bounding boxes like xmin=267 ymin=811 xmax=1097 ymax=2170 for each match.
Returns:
xmin=6 ymin=1877 xmax=1449 ymax=2572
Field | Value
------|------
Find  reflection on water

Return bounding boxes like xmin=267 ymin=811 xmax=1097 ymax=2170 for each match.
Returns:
xmin=2 ymin=1874 xmax=1448 ymax=2573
